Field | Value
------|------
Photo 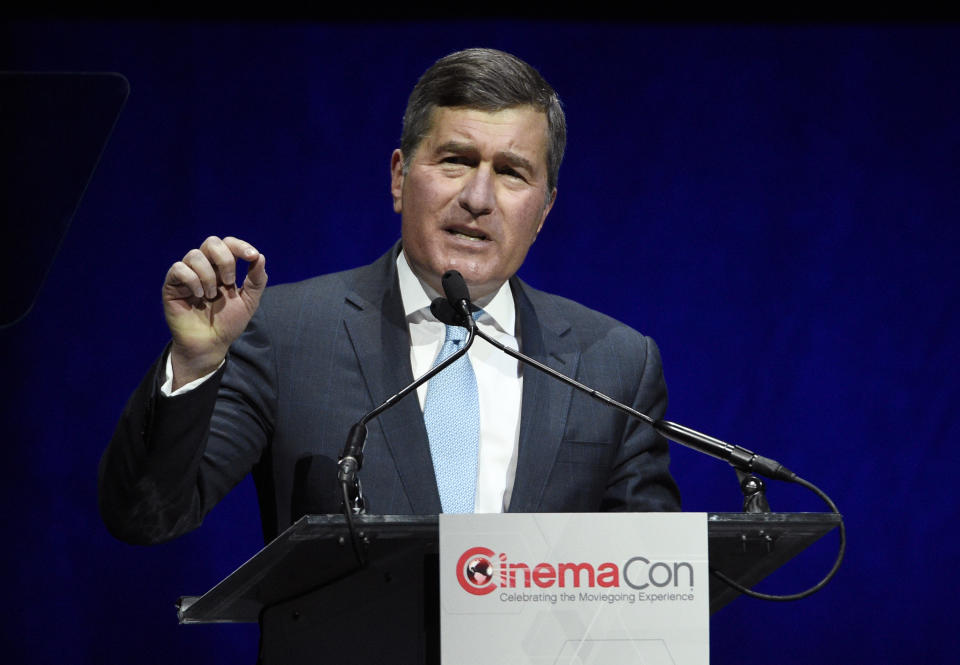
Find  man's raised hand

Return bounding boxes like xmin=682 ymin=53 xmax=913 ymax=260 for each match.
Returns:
xmin=162 ymin=236 xmax=267 ymax=390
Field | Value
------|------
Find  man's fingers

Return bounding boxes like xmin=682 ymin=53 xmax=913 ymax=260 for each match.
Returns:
xmin=200 ymin=236 xmax=241 ymax=288
xmin=221 ymin=236 xmax=260 ymax=265
xmin=182 ymin=248 xmax=220 ymax=299
xmin=165 ymin=236 xmax=263 ymax=305
xmin=162 ymin=236 xmax=265 ymax=382
xmin=165 ymin=261 xmax=205 ymax=299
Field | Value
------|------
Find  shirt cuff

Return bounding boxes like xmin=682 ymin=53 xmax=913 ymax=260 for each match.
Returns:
xmin=160 ymin=352 xmax=225 ymax=396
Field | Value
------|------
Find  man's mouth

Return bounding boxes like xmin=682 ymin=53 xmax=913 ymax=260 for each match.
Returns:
xmin=445 ymin=227 xmax=489 ymax=242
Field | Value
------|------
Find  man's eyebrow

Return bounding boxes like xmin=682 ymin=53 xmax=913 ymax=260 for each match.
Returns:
xmin=497 ymin=151 xmax=535 ymax=174
xmin=434 ymin=140 xmax=477 ymax=155
xmin=434 ymin=141 xmax=535 ymax=173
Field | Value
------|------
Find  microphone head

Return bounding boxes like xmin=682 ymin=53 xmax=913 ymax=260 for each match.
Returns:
xmin=441 ymin=270 xmax=471 ymax=307
xmin=430 ymin=297 xmax=461 ymax=326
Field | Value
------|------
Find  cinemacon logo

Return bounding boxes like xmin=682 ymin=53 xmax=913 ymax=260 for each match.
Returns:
xmin=456 ymin=546 xmax=694 ymax=596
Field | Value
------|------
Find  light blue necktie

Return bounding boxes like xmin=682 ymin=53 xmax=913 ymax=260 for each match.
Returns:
xmin=424 ymin=315 xmax=480 ymax=513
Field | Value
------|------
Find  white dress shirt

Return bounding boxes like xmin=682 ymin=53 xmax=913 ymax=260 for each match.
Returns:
xmin=163 ymin=250 xmax=524 ymax=512
xmin=396 ymin=251 xmax=522 ymax=513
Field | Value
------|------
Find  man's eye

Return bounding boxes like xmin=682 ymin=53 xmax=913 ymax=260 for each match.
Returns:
xmin=442 ymin=156 xmax=472 ymax=166
xmin=498 ymin=167 xmax=525 ymax=181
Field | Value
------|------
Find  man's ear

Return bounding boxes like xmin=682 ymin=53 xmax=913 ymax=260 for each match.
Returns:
xmin=536 ymin=187 xmax=557 ymax=236
xmin=390 ymin=149 xmax=405 ymax=214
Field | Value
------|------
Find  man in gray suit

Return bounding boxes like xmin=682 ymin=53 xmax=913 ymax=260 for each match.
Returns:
xmin=99 ymin=48 xmax=680 ymax=545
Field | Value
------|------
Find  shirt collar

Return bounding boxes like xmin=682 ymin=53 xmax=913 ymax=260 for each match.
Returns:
xmin=397 ymin=249 xmax=516 ymax=337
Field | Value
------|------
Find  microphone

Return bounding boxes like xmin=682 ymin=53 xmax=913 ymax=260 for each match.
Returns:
xmin=649 ymin=420 xmax=794 ymax=481
xmin=440 ymin=270 xmax=475 ymax=331
xmin=431 ymin=289 xmax=795 ymax=483
xmin=337 ymin=273 xmax=480 ymax=514
xmin=430 ymin=295 xmax=459 ymax=327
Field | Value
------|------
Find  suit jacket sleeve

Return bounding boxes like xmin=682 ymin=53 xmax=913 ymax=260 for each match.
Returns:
xmin=98 ymin=307 xmax=278 ymax=545
xmin=600 ymin=334 xmax=680 ymax=512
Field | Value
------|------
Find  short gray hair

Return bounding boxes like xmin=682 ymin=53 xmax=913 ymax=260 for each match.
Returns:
xmin=400 ymin=48 xmax=566 ymax=192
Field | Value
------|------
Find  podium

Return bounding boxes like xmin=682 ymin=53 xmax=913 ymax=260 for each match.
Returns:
xmin=178 ymin=512 xmax=840 ymax=664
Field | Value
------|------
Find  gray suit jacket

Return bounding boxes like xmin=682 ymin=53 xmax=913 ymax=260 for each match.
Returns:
xmin=99 ymin=243 xmax=680 ymax=544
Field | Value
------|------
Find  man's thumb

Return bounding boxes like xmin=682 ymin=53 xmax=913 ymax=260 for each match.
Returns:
xmin=242 ymin=254 xmax=268 ymax=307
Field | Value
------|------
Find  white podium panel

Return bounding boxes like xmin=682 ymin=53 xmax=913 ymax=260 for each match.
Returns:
xmin=440 ymin=513 xmax=709 ymax=665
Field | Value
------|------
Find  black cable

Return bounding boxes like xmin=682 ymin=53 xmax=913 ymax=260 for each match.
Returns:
xmin=341 ymin=481 xmax=367 ymax=567
xmin=472 ymin=325 xmax=845 ymax=602
xmin=709 ymin=475 xmax=845 ymax=601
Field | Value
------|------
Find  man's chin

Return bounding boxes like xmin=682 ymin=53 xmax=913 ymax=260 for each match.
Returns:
xmin=457 ymin=273 xmax=504 ymax=301
xmin=406 ymin=251 xmax=504 ymax=299
xmin=433 ymin=266 xmax=500 ymax=299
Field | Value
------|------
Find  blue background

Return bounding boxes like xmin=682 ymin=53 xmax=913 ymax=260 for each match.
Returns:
xmin=2 ymin=21 xmax=957 ymax=663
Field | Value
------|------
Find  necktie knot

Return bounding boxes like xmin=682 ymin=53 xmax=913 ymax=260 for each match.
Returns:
xmin=444 ymin=323 xmax=468 ymax=345
xmin=442 ymin=308 xmax=483 ymax=343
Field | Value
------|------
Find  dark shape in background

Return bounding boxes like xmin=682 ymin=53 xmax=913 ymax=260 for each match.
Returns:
xmin=1 ymin=72 xmax=128 ymax=327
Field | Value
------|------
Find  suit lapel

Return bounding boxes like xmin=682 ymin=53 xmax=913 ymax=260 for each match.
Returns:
xmin=508 ymin=280 xmax=580 ymax=512
xmin=337 ymin=253 xmax=580 ymax=515
xmin=341 ymin=246 xmax=442 ymax=514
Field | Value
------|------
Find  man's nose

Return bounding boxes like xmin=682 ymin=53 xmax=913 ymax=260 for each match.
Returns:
xmin=458 ymin=167 xmax=495 ymax=217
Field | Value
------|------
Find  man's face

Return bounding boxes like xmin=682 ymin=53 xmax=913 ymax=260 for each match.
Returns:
xmin=391 ymin=106 xmax=556 ymax=299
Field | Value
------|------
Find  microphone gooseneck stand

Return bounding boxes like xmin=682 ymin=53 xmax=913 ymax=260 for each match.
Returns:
xmin=431 ymin=272 xmax=845 ymax=603
xmin=336 ymin=303 xmax=477 ymax=566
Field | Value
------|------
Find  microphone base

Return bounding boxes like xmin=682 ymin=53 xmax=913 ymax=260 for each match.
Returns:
xmin=736 ymin=470 xmax=771 ymax=514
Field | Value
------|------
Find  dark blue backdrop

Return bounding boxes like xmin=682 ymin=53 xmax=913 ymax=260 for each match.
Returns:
xmin=3 ymin=21 xmax=957 ymax=664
